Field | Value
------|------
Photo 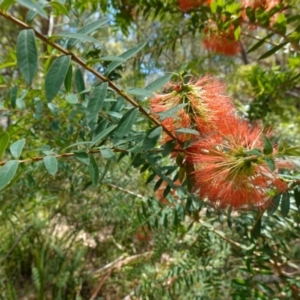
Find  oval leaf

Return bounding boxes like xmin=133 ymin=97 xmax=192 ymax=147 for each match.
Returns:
xmin=294 ymin=188 xmax=300 ymax=211
xmin=105 ymin=43 xmax=146 ymax=76
xmin=125 ymin=88 xmax=153 ymax=97
xmin=89 ymin=155 xmax=99 ymax=186
xmin=142 ymin=126 xmax=162 ymax=151
xmin=64 ymin=65 xmax=73 ymax=93
xmin=263 ymin=136 xmax=273 ymax=155
xmin=45 ymin=55 xmax=71 ymax=102
xmin=43 ymin=155 xmax=58 ymax=175
xmin=267 ymin=194 xmax=281 ymax=216
xmin=265 ymin=157 xmax=275 ymax=172
xmin=10 ymin=138 xmax=26 ymax=159
xmin=99 ymin=56 xmax=126 ymax=62
xmin=75 ymin=68 xmax=85 ymax=100
xmin=67 ymin=18 xmax=110 ymax=49
xmin=53 ymin=33 xmax=101 ymax=46
xmin=91 ymin=124 xmax=117 ymax=147
xmin=50 ymin=1 xmax=69 ymax=17
xmin=114 ymin=107 xmax=139 ymax=139
xmin=175 ymin=128 xmax=200 ymax=135
xmin=0 ymin=132 xmax=10 ymax=159
xmin=280 ymin=192 xmax=290 ymax=217
xmin=16 ymin=29 xmax=38 ymax=85
xmin=74 ymin=151 xmax=90 ymax=165
xmin=17 ymin=0 xmax=48 ymax=19
xmin=0 ymin=160 xmax=19 ymax=190
xmin=145 ymin=73 xmax=172 ymax=92
xmin=86 ymin=82 xmax=108 ymax=123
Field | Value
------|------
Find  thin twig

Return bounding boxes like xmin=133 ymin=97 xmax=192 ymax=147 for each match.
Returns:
xmin=92 ymin=251 xmax=153 ymax=277
xmin=89 ymin=270 xmax=112 ymax=300
xmin=105 ymin=182 xmax=145 ymax=199
xmin=0 ymin=147 xmax=126 ymax=166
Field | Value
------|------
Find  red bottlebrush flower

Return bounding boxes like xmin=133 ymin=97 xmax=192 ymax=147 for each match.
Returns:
xmin=203 ymin=33 xmax=241 ymax=56
xmin=177 ymin=0 xmax=206 ymax=12
xmin=203 ymin=21 xmax=241 ymax=56
xmin=150 ymin=76 xmax=235 ymax=145
xmin=241 ymin=0 xmax=284 ymax=25
xmin=186 ymin=118 xmax=287 ymax=210
xmin=136 ymin=225 xmax=152 ymax=242
xmin=242 ymin=0 xmax=282 ymax=10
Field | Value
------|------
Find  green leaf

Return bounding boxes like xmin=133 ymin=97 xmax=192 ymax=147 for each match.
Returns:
xmin=99 ymin=56 xmax=126 ymax=62
xmin=162 ymin=141 xmax=176 ymax=157
xmin=65 ymin=94 xmax=78 ymax=104
xmin=263 ymin=136 xmax=273 ymax=155
xmin=74 ymin=151 xmax=90 ymax=165
xmin=17 ymin=0 xmax=48 ymax=19
xmin=53 ymin=33 xmax=101 ymax=46
xmin=280 ymin=192 xmax=290 ymax=217
xmin=105 ymin=43 xmax=146 ymax=76
xmin=50 ymin=1 xmax=69 ymax=17
xmin=114 ymin=107 xmax=139 ymax=139
xmin=10 ymin=138 xmax=25 ymax=159
xmin=63 ymin=141 xmax=94 ymax=151
xmin=0 ymin=160 xmax=19 ymax=190
xmin=125 ymin=88 xmax=153 ymax=98
xmin=157 ymin=103 xmax=187 ymax=120
xmin=100 ymin=148 xmax=115 ymax=160
xmin=43 ymin=156 xmax=58 ymax=175
xmin=0 ymin=132 xmax=10 ymax=159
xmin=64 ymin=65 xmax=73 ymax=93
xmin=45 ymin=55 xmax=71 ymax=102
xmin=234 ymin=26 xmax=241 ymax=40
xmin=86 ymin=82 xmax=108 ymax=123
xmin=243 ymin=148 xmax=262 ymax=156
xmin=247 ymin=33 xmax=274 ymax=54
xmin=91 ymin=125 xmax=117 ymax=147
xmin=10 ymin=85 xmax=18 ymax=108
xmin=265 ymin=157 xmax=275 ymax=172
xmin=0 ymin=0 xmax=15 ymax=11
xmin=25 ymin=1 xmax=47 ymax=23
xmin=88 ymin=155 xmax=99 ymax=186
xmin=267 ymin=194 xmax=281 ymax=216
xmin=67 ymin=18 xmax=110 ymax=49
xmin=245 ymin=7 xmax=256 ymax=23
xmin=251 ymin=217 xmax=261 ymax=239
xmin=142 ymin=126 xmax=162 ymax=151
xmin=232 ymin=279 xmax=248 ymax=286
xmin=0 ymin=62 xmax=17 ymax=71
xmin=259 ymin=42 xmax=288 ymax=60
xmin=294 ymin=188 xmax=300 ymax=211
xmin=16 ymin=29 xmax=38 ymax=85
xmin=175 ymin=128 xmax=200 ymax=135
xmin=75 ymin=68 xmax=85 ymax=100
xmin=145 ymin=73 xmax=172 ymax=92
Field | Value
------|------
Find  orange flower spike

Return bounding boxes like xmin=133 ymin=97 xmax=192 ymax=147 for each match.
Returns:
xmin=186 ymin=119 xmax=287 ymax=210
xmin=242 ymin=0 xmax=282 ymax=10
xmin=150 ymin=76 xmax=235 ymax=144
xmin=203 ymin=34 xmax=241 ymax=56
xmin=177 ymin=0 xmax=206 ymax=12
xmin=190 ymin=76 xmax=235 ymax=135
xmin=203 ymin=20 xmax=241 ymax=56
